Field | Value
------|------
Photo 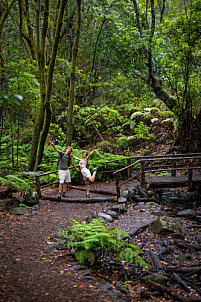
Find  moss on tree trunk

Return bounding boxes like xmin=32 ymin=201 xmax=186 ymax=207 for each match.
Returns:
xmin=35 ymin=0 xmax=68 ymax=169
xmin=66 ymin=0 xmax=81 ymax=146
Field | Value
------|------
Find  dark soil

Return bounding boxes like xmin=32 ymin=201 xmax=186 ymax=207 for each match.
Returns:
xmin=1 ymin=182 xmax=201 ymax=302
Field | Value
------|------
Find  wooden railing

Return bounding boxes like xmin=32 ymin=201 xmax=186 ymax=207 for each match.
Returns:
xmin=35 ymin=157 xmax=132 ymax=199
xmin=35 ymin=153 xmax=201 ymax=200
xmin=113 ymin=153 xmax=201 ymax=198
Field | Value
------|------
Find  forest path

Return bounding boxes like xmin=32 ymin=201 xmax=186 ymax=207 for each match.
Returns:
xmin=0 ymin=182 xmax=133 ymax=302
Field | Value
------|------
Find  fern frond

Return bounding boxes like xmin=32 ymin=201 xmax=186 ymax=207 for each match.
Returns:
xmin=0 ymin=175 xmax=32 ymax=193
xmin=144 ymin=107 xmax=160 ymax=113
xmin=59 ymin=218 xmax=149 ymax=268
xmin=75 ymin=250 xmax=89 ymax=264
xmin=75 ymin=250 xmax=96 ymax=265
xmin=161 ymin=117 xmax=174 ymax=123
xmin=130 ymin=112 xmax=143 ymax=119
xmin=135 ymin=253 xmax=149 ymax=269
xmin=151 ymin=118 xmax=158 ymax=123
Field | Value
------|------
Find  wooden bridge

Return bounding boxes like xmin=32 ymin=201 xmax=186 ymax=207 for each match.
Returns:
xmin=35 ymin=153 xmax=201 ymax=202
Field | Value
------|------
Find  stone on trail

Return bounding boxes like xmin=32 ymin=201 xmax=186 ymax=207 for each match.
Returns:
xmin=149 ymin=217 xmax=182 ymax=235
xmin=11 ymin=207 xmax=30 ymax=215
xmin=97 ymin=212 xmax=113 ymax=222
xmin=177 ymin=209 xmax=196 ymax=218
xmin=118 ymin=197 xmax=127 ymax=204
xmin=142 ymin=273 xmax=168 ymax=286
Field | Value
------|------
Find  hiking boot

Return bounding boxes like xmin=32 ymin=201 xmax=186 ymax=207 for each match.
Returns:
xmin=58 ymin=192 xmax=63 ymax=199
xmin=93 ymin=166 xmax=99 ymax=172
xmin=86 ymin=194 xmax=91 ymax=198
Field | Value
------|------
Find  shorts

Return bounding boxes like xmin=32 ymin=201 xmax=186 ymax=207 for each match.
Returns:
xmin=81 ymin=168 xmax=91 ymax=180
xmin=59 ymin=170 xmax=71 ymax=183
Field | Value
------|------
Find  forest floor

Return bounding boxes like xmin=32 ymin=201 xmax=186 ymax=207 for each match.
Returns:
xmin=0 ymin=180 xmax=201 ymax=302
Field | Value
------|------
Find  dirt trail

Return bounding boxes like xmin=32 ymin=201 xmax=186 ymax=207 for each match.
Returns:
xmin=0 ymin=201 xmax=114 ymax=301
xmin=1 ymin=182 xmax=135 ymax=302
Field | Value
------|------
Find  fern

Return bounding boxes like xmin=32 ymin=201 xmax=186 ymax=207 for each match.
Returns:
xmin=75 ymin=250 xmax=96 ymax=265
xmin=58 ymin=218 xmax=149 ymax=269
xmin=161 ymin=117 xmax=174 ymax=123
xmin=0 ymin=175 xmax=32 ymax=193
xmin=144 ymin=107 xmax=160 ymax=113
xmin=134 ymin=253 xmax=149 ymax=269
xmin=151 ymin=117 xmax=159 ymax=123
xmin=130 ymin=111 xmax=143 ymax=119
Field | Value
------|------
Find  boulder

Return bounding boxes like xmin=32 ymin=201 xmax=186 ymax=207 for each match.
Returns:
xmin=105 ymin=210 xmax=119 ymax=219
xmin=121 ymin=190 xmax=129 ymax=198
xmin=142 ymin=273 xmax=168 ymax=286
xmin=149 ymin=217 xmax=182 ymax=235
xmin=97 ymin=213 xmax=113 ymax=222
xmin=24 ymin=191 xmax=39 ymax=206
xmin=177 ymin=209 xmax=196 ymax=218
xmin=110 ymin=204 xmax=127 ymax=214
xmin=118 ymin=197 xmax=127 ymax=204
xmin=11 ymin=207 xmax=30 ymax=215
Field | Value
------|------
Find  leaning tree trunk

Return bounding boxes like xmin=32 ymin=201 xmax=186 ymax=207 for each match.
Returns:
xmin=66 ymin=0 xmax=81 ymax=146
xmin=35 ymin=0 xmax=68 ymax=169
xmin=132 ymin=0 xmax=200 ymax=153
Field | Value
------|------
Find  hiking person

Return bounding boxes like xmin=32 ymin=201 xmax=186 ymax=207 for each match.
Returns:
xmin=71 ymin=149 xmax=100 ymax=198
xmin=49 ymin=141 xmax=78 ymax=198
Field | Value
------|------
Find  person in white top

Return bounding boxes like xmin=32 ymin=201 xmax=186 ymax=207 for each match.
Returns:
xmin=72 ymin=149 xmax=100 ymax=197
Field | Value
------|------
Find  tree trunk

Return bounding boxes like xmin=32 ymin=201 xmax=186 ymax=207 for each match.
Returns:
xmin=0 ymin=0 xmax=17 ymax=87
xmin=66 ymin=0 xmax=81 ymax=146
xmin=27 ymin=0 xmax=49 ymax=171
xmin=35 ymin=0 xmax=68 ymax=169
xmin=132 ymin=0 xmax=200 ymax=153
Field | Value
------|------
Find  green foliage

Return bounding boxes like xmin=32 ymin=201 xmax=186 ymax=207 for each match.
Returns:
xmin=0 ymin=174 xmax=32 ymax=194
xmin=65 ymin=104 xmax=125 ymax=142
xmin=58 ymin=218 xmax=149 ymax=268
xmin=1 ymin=0 xmax=200 ymax=169
xmin=0 ymin=135 xmax=32 ymax=172
xmin=49 ymin=124 xmax=66 ymax=144
xmin=134 ymin=122 xmax=154 ymax=140
xmin=115 ymin=134 xmax=136 ymax=149
xmin=0 ymin=91 xmax=23 ymax=109
xmin=159 ymin=172 xmax=172 ymax=176
xmin=18 ymin=203 xmax=31 ymax=209
xmin=6 ymin=60 xmax=40 ymax=104
xmin=98 ymin=140 xmax=112 ymax=148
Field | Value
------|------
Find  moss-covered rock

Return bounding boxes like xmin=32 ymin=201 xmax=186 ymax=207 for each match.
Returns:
xmin=149 ymin=217 xmax=182 ymax=234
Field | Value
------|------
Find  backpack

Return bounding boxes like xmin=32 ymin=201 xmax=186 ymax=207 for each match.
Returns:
xmin=57 ymin=153 xmax=64 ymax=165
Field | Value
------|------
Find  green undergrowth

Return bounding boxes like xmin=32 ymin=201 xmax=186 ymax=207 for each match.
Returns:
xmin=41 ymin=147 xmax=133 ymax=182
xmin=58 ymin=218 xmax=149 ymax=269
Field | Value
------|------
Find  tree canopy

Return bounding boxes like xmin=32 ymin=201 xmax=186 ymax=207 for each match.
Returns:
xmin=0 ymin=0 xmax=201 ymax=171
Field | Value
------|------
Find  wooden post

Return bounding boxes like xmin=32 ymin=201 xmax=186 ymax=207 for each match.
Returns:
xmin=140 ymin=160 xmax=145 ymax=187
xmin=171 ymin=160 xmax=176 ymax=176
xmin=35 ymin=175 xmax=42 ymax=199
xmin=115 ymin=173 xmax=120 ymax=198
xmin=127 ymin=158 xmax=131 ymax=179
xmin=188 ymin=160 xmax=193 ymax=190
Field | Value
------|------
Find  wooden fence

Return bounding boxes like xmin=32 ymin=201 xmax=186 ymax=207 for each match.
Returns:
xmin=113 ymin=153 xmax=201 ymax=198
xmin=35 ymin=153 xmax=201 ymax=200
